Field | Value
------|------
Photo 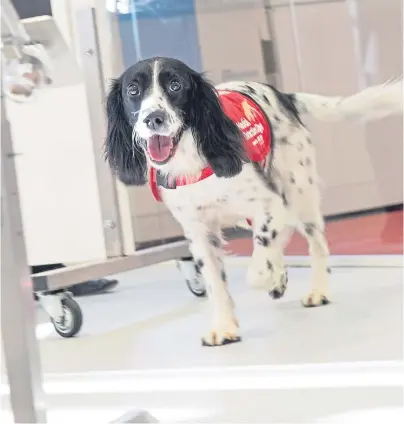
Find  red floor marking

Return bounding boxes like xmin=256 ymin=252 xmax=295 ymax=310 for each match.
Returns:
xmin=227 ymin=210 xmax=403 ymax=256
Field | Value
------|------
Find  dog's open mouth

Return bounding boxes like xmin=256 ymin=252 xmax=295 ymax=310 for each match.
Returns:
xmin=147 ymin=135 xmax=177 ymax=164
xmin=147 ymin=135 xmax=174 ymax=163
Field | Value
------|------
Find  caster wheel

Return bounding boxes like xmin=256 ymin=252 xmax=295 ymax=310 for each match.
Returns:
xmin=186 ymin=276 xmax=207 ymax=297
xmin=51 ymin=297 xmax=83 ymax=338
xmin=177 ymin=259 xmax=207 ymax=297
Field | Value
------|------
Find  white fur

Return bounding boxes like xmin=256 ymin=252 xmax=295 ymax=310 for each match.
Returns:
xmin=293 ymin=78 xmax=403 ymax=122
xmin=135 ymin=60 xmax=183 ymax=141
xmin=155 ymin=79 xmax=402 ymax=346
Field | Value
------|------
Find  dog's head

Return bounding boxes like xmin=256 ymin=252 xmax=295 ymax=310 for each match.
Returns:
xmin=105 ymin=57 xmax=246 ymax=185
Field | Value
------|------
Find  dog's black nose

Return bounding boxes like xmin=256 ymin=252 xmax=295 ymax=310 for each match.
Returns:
xmin=144 ymin=110 xmax=166 ymax=130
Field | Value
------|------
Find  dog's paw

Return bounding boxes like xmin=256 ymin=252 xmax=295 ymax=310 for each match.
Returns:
xmin=201 ymin=318 xmax=241 ymax=347
xmin=269 ymin=271 xmax=288 ymax=299
xmin=302 ymin=290 xmax=330 ymax=307
xmin=201 ymin=332 xmax=242 ymax=347
xmin=247 ymin=265 xmax=288 ymax=295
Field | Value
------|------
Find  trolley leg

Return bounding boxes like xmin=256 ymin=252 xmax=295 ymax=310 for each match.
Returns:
xmin=1 ymin=77 xmax=47 ymax=422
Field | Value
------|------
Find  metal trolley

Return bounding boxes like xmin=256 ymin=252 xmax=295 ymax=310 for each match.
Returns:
xmin=32 ymin=251 xmax=206 ymax=339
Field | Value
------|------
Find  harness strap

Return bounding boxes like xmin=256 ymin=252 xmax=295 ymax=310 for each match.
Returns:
xmin=149 ymin=89 xmax=271 ymax=203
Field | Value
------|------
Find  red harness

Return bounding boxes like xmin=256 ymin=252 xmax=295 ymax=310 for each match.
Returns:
xmin=150 ymin=90 xmax=271 ymax=202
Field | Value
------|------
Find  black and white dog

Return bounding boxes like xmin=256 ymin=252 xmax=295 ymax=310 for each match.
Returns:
xmin=105 ymin=57 xmax=402 ymax=347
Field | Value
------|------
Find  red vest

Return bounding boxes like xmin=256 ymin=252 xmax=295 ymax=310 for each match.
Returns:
xmin=150 ymin=90 xmax=271 ymax=202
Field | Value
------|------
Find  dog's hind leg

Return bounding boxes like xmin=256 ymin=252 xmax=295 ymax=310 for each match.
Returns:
xmin=294 ymin=192 xmax=331 ymax=307
xmin=298 ymin=219 xmax=330 ymax=307
xmin=247 ymin=195 xmax=290 ymax=299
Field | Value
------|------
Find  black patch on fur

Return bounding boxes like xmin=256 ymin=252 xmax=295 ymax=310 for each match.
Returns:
xmin=279 ymin=137 xmax=289 ymax=144
xmin=271 ymin=230 xmax=278 ymax=239
xmin=195 ymin=259 xmax=205 ymax=273
xmin=266 ymin=260 xmax=273 ymax=271
xmin=327 ymin=267 xmax=332 ymax=274
xmin=252 ymin=162 xmax=289 ymax=209
xmin=281 ymin=192 xmax=288 ymax=206
xmin=256 ymin=235 xmax=269 ymax=247
xmin=252 ymin=163 xmax=279 ymax=196
xmin=290 ymin=174 xmax=296 ymax=184
xmin=266 ymin=215 xmax=273 ymax=223
xmin=262 ymin=94 xmax=271 ymax=105
xmin=261 ymin=224 xmax=268 ymax=233
xmin=273 ymin=115 xmax=281 ymax=122
xmin=263 ymin=84 xmax=305 ymax=127
xmin=299 ymin=160 xmax=304 ymax=166
xmin=245 ymin=84 xmax=257 ymax=94
xmin=208 ymin=234 xmax=221 ymax=248
xmin=221 ymin=270 xmax=226 ymax=282
xmin=304 ymin=223 xmax=316 ymax=236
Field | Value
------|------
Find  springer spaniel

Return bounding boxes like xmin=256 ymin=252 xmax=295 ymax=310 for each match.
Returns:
xmin=105 ymin=57 xmax=402 ymax=347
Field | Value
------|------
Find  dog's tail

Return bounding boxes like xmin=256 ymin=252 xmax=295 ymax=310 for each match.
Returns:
xmin=292 ymin=78 xmax=403 ymax=122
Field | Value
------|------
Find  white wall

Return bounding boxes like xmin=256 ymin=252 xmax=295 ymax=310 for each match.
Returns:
xmin=195 ymin=1 xmax=269 ymax=84
xmin=6 ymin=0 xmax=109 ymax=265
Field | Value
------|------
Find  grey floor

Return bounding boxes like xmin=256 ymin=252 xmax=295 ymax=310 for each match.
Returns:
xmin=1 ymin=259 xmax=403 ymax=422
xmin=37 ymin=261 xmax=403 ymax=372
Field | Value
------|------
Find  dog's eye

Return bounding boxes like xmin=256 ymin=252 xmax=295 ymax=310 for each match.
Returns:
xmin=127 ymin=84 xmax=140 ymax=96
xmin=169 ymin=80 xmax=182 ymax=92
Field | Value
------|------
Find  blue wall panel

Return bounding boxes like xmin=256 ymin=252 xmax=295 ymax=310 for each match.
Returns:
xmin=112 ymin=0 xmax=203 ymax=72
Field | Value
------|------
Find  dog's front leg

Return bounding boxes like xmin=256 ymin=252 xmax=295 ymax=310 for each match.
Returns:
xmin=186 ymin=227 xmax=240 ymax=347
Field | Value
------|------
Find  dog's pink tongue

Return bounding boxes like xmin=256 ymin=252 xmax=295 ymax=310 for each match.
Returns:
xmin=147 ymin=136 xmax=173 ymax=162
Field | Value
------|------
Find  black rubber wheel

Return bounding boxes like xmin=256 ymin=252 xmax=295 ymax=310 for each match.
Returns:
xmin=186 ymin=277 xmax=207 ymax=297
xmin=51 ymin=297 xmax=83 ymax=338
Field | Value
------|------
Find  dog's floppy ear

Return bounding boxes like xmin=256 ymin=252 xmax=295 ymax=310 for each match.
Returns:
xmin=189 ymin=73 xmax=246 ymax=178
xmin=105 ymin=78 xmax=147 ymax=186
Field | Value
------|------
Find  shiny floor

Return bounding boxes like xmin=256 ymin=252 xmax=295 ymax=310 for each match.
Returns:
xmin=35 ymin=260 xmax=402 ymax=371
xmin=2 ymin=259 xmax=403 ymax=422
